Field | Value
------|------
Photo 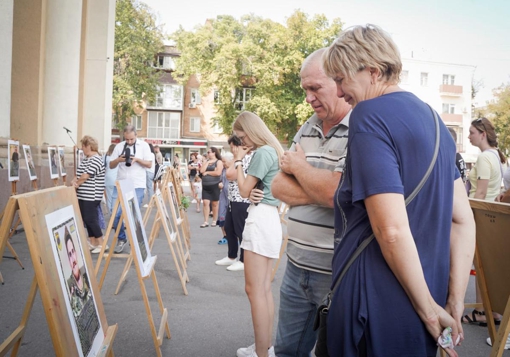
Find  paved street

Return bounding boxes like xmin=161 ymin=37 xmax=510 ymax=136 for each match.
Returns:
xmin=0 ymin=185 xmax=508 ymax=356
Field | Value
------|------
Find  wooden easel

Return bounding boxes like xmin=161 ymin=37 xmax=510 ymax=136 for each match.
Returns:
xmin=0 ymin=186 xmax=117 ymax=357
xmin=468 ymin=199 xmax=510 ymax=357
xmin=168 ymin=168 xmax=191 ymax=257
xmin=0 ymin=181 xmax=26 ymax=285
xmin=271 ymin=203 xmax=289 ymax=282
xmin=152 ymin=190 xmax=189 ymax=294
xmin=95 ymin=192 xmax=156 ymax=294
xmin=97 ymin=180 xmax=170 ymax=356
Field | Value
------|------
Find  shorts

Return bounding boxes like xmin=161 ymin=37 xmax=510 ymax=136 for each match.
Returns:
xmin=240 ymin=203 xmax=282 ymax=258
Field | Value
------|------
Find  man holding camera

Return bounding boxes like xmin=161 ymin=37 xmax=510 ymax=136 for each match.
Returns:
xmin=110 ymin=125 xmax=152 ymax=253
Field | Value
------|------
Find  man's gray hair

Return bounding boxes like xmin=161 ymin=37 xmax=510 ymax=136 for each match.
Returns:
xmin=124 ymin=125 xmax=137 ymax=135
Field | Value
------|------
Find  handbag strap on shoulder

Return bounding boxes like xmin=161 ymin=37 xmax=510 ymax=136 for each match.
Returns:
xmin=328 ymin=105 xmax=441 ymax=306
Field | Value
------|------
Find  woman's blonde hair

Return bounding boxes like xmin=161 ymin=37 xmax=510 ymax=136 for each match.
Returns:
xmin=80 ymin=135 xmax=99 ymax=152
xmin=233 ymin=111 xmax=284 ymax=162
xmin=323 ymin=24 xmax=402 ymax=84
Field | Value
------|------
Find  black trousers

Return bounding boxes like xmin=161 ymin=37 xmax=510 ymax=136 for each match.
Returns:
xmin=78 ymin=199 xmax=103 ymax=238
xmin=224 ymin=201 xmax=250 ymax=262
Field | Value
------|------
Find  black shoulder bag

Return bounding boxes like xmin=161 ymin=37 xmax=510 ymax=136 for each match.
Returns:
xmin=313 ymin=106 xmax=441 ymax=356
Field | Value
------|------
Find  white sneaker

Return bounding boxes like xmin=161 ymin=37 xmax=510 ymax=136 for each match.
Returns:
xmin=486 ymin=335 xmax=510 ymax=350
xmin=91 ymin=245 xmax=109 ymax=254
xmin=191 ymin=199 xmax=197 ymax=203
xmin=236 ymin=344 xmax=275 ymax=357
xmin=215 ymin=257 xmax=236 ymax=266
xmin=227 ymin=261 xmax=245 ymax=271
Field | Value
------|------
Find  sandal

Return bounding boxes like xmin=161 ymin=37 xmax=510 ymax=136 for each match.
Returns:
xmin=462 ymin=309 xmax=501 ymax=327
xmin=211 ymin=223 xmax=217 ymax=227
xmin=217 ymin=237 xmax=228 ymax=245
xmin=200 ymin=223 xmax=209 ymax=228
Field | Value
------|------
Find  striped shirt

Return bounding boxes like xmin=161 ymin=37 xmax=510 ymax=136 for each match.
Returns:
xmin=227 ymin=152 xmax=253 ymax=203
xmin=76 ymin=154 xmax=105 ymax=201
xmin=286 ymin=112 xmax=350 ymax=274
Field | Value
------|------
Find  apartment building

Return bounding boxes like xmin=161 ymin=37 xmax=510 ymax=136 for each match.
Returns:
xmin=115 ymin=43 xmax=229 ymax=163
xmin=400 ymin=58 xmax=477 ymax=161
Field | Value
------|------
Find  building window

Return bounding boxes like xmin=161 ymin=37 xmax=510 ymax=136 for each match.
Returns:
xmin=235 ymin=88 xmax=252 ymax=111
xmin=190 ymin=88 xmax=201 ymax=106
xmin=442 ymin=103 xmax=455 ymax=114
xmin=190 ymin=117 xmax=201 ymax=133
xmin=420 ymin=72 xmax=428 ymax=87
xmin=153 ymin=84 xmax=183 ymax=110
xmin=132 ymin=115 xmax=142 ymax=130
xmin=155 ymin=55 xmax=175 ymax=70
xmin=442 ymin=74 xmax=455 ymax=85
xmin=213 ymin=90 xmax=221 ymax=105
xmin=400 ymin=70 xmax=409 ymax=84
xmin=147 ymin=111 xmax=180 ymax=139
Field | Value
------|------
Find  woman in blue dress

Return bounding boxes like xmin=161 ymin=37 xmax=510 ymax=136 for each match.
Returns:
xmin=321 ymin=24 xmax=476 ymax=356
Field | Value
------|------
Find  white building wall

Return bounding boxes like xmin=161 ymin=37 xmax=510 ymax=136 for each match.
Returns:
xmin=401 ymin=58 xmax=476 ymax=157
xmin=42 ymin=0 xmax=83 ymax=146
xmin=0 ymin=0 xmax=14 ymax=138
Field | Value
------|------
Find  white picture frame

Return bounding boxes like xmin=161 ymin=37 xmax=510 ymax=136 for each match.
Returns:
xmin=23 ymin=144 xmax=37 ymax=181
xmin=118 ymin=179 xmax=155 ymax=277
xmin=45 ymin=205 xmax=104 ymax=357
xmin=8 ymin=140 xmax=20 ymax=182
xmin=48 ymin=146 xmax=59 ymax=179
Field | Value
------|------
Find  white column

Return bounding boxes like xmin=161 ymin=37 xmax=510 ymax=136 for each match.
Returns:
xmin=79 ymin=0 xmax=115 ymax=150
xmin=0 ymin=0 xmax=14 ymax=138
xmin=42 ymin=0 xmax=83 ymax=147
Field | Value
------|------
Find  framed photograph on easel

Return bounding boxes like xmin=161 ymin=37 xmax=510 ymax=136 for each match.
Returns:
xmin=48 ymin=147 xmax=59 ymax=179
xmin=118 ymin=179 xmax=155 ymax=278
xmin=166 ymin=182 xmax=181 ymax=222
xmin=45 ymin=205 xmax=104 ymax=357
xmin=58 ymin=146 xmax=67 ymax=177
xmin=8 ymin=140 xmax=20 ymax=182
xmin=23 ymin=144 xmax=37 ymax=181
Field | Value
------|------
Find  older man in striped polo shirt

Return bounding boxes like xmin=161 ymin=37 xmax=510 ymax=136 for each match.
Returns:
xmin=271 ymin=48 xmax=351 ymax=357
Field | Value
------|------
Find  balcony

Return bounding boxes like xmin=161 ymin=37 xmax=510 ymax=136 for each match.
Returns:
xmin=439 ymin=84 xmax=463 ymax=96
xmin=441 ymin=113 xmax=463 ymax=124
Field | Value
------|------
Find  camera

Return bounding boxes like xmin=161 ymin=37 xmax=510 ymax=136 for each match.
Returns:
xmin=124 ymin=147 xmax=132 ymax=167
xmin=231 ymin=135 xmax=242 ymax=147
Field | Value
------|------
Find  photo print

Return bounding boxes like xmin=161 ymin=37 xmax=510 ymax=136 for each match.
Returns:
xmin=156 ymin=189 xmax=176 ymax=242
xmin=58 ymin=146 xmax=67 ymax=176
xmin=8 ymin=140 xmax=20 ymax=182
xmin=23 ymin=145 xmax=37 ymax=181
xmin=167 ymin=182 xmax=181 ymax=222
xmin=118 ymin=179 xmax=155 ymax=277
xmin=48 ymin=147 xmax=59 ymax=179
xmin=45 ymin=206 xmax=104 ymax=357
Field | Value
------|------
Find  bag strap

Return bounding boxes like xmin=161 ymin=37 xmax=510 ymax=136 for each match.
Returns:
xmin=328 ymin=105 xmax=441 ymax=306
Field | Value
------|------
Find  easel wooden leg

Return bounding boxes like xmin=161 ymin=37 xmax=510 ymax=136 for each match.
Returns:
xmin=97 ymin=324 xmax=118 ymax=357
xmin=6 ymin=241 xmax=25 ymax=269
xmin=490 ymin=296 xmax=510 ymax=357
xmin=0 ymin=276 xmax=38 ymax=356
xmin=151 ymin=271 xmax=171 ymax=341
xmin=114 ymin=254 xmax=133 ymax=295
xmin=0 ymin=198 xmax=19 ymax=267
xmin=139 ymin=271 xmax=164 ymax=357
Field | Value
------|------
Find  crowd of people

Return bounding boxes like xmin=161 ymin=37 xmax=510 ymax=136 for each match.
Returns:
xmin=68 ymin=23 xmax=510 ymax=357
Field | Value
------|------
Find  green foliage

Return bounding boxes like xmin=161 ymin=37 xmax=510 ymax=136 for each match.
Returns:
xmin=180 ymin=196 xmax=191 ymax=210
xmin=489 ymin=84 xmax=510 ymax=154
xmin=171 ymin=10 xmax=342 ymax=141
xmin=113 ymin=0 xmax=164 ymax=130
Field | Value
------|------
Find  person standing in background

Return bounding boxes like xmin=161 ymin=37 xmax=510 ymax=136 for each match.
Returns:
xmin=448 ymin=127 xmax=466 ymax=182
xmin=146 ymin=143 xmax=156 ymax=203
xmin=104 ymin=144 xmax=118 ymax=214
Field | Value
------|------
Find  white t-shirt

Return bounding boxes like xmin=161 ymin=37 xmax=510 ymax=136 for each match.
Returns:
xmin=111 ymin=139 xmax=152 ymax=189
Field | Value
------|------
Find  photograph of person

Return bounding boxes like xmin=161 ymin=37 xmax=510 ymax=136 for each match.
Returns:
xmin=23 ymin=145 xmax=37 ymax=180
xmin=76 ymin=149 xmax=85 ymax=175
xmin=168 ymin=183 xmax=181 ymax=221
xmin=58 ymin=146 xmax=67 ymax=176
xmin=48 ymin=147 xmax=59 ymax=179
xmin=46 ymin=206 xmax=103 ymax=357
xmin=8 ymin=140 xmax=20 ymax=182
xmin=129 ymin=197 xmax=148 ymax=262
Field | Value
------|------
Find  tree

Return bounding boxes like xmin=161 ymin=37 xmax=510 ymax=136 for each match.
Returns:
xmin=171 ymin=11 xmax=342 ymax=141
xmin=488 ymin=83 xmax=510 ymax=154
xmin=112 ymin=0 xmax=164 ymax=130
